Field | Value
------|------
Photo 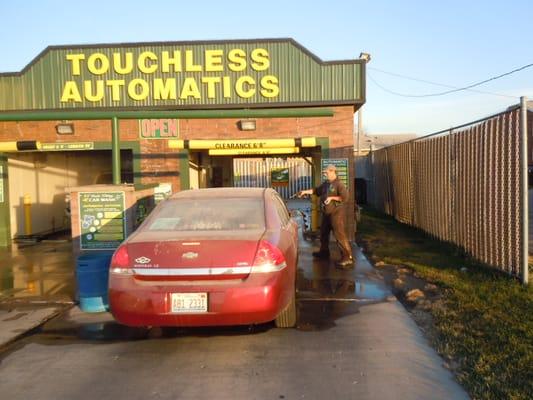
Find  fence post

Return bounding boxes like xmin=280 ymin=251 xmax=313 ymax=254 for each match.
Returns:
xmin=520 ymin=96 xmax=529 ymax=285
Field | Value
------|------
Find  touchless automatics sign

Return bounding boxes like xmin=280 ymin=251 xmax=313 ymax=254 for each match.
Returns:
xmin=0 ymin=40 xmax=364 ymax=111
xmin=79 ymin=191 xmax=126 ymax=250
xmin=60 ymin=48 xmax=279 ymax=104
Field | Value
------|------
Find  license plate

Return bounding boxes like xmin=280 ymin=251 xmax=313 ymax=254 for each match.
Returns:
xmin=171 ymin=293 xmax=208 ymax=313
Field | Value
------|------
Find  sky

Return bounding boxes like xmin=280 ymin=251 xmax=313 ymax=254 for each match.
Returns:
xmin=0 ymin=0 xmax=532 ymax=136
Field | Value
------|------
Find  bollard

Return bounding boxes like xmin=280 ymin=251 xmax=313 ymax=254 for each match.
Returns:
xmin=23 ymin=194 xmax=32 ymax=236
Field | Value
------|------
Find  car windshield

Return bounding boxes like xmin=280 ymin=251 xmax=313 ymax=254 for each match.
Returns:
xmin=146 ymin=197 xmax=265 ymax=231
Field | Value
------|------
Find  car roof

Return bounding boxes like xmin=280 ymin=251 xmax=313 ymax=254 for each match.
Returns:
xmin=169 ymin=187 xmax=275 ymax=200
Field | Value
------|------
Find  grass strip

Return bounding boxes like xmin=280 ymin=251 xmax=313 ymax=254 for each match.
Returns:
xmin=357 ymin=208 xmax=533 ymax=400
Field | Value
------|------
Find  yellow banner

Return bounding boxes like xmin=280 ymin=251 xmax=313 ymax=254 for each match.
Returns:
xmin=169 ymin=137 xmax=316 ymax=150
xmin=209 ymin=147 xmax=300 ymax=156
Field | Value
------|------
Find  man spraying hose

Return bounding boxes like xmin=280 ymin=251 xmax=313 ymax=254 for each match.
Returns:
xmin=298 ymin=164 xmax=354 ymax=269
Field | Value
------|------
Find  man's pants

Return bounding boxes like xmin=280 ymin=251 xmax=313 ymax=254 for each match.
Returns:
xmin=319 ymin=208 xmax=353 ymax=259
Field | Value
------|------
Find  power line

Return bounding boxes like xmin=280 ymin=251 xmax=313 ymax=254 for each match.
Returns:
xmin=368 ymin=67 xmax=517 ymax=99
xmin=368 ymin=63 xmax=533 ymax=98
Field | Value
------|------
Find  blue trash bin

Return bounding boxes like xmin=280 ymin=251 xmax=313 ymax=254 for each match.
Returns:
xmin=76 ymin=252 xmax=113 ymax=312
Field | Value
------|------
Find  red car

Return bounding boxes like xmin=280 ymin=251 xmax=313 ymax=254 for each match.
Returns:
xmin=109 ymin=187 xmax=299 ymax=328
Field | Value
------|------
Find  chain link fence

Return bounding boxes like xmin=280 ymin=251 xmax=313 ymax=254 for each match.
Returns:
xmin=233 ymin=157 xmax=312 ymax=200
xmin=369 ymin=103 xmax=529 ymax=281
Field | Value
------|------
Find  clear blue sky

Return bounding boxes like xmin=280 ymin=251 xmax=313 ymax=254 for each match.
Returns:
xmin=1 ymin=0 xmax=532 ymax=135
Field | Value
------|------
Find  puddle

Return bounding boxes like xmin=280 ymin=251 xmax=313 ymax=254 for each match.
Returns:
xmin=0 ymin=240 xmax=75 ymax=302
xmin=296 ymin=256 xmax=391 ymax=302
xmin=297 ymin=300 xmax=361 ymax=332
xmin=298 ymin=278 xmax=389 ymax=301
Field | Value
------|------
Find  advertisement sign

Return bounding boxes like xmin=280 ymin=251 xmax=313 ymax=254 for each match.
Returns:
xmin=271 ymin=167 xmax=289 ymax=187
xmin=321 ymin=158 xmax=349 ymax=188
xmin=79 ymin=191 xmax=126 ymax=250
xmin=41 ymin=142 xmax=94 ymax=151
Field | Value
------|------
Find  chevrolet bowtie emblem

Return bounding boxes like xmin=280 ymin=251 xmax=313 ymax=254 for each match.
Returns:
xmin=134 ymin=256 xmax=151 ymax=264
xmin=182 ymin=252 xmax=199 ymax=260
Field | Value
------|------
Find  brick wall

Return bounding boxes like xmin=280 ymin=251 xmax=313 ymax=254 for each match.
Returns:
xmin=0 ymin=105 xmax=356 ymax=237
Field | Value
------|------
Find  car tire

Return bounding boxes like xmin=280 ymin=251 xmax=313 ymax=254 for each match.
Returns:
xmin=275 ymin=287 xmax=297 ymax=328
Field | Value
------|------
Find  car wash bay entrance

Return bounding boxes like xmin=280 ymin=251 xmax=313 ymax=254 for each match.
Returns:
xmin=0 ymin=38 xmax=366 ymax=248
xmin=173 ymin=138 xmax=325 ymax=192
xmin=2 ymin=146 xmax=135 ymax=242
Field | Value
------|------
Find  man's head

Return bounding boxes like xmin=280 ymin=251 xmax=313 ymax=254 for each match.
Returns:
xmin=323 ymin=164 xmax=337 ymax=182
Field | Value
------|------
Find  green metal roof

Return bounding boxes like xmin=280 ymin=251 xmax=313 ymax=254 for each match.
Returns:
xmin=0 ymin=38 xmax=365 ymax=112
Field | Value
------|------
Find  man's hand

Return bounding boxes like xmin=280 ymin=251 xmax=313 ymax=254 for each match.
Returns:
xmin=324 ymin=196 xmax=341 ymax=205
xmin=297 ymin=189 xmax=312 ymax=198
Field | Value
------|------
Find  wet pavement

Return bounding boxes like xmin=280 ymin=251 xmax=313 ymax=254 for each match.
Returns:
xmin=0 ymin=238 xmax=75 ymax=303
xmin=0 ymin=212 xmax=469 ymax=399
xmin=0 ymin=238 xmax=75 ymax=348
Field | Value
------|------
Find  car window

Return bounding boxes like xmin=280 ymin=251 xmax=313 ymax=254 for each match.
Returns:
xmin=272 ymin=194 xmax=290 ymax=226
xmin=146 ymin=197 xmax=265 ymax=231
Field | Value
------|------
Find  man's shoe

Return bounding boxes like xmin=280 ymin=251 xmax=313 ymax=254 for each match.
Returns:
xmin=312 ymin=251 xmax=330 ymax=259
xmin=335 ymin=257 xmax=354 ymax=269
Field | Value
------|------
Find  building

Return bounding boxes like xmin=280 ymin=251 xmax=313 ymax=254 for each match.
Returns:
xmin=0 ymin=38 xmax=366 ymax=246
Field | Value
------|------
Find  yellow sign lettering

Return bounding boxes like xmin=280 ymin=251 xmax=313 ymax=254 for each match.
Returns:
xmin=205 ymin=49 xmax=224 ymax=72
xmin=154 ymin=78 xmax=177 ymax=100
xmin=60 ymin=81 xmax=82 ymax=102
xmin=185 ymin=50 xmax=202 ymax=72
xmin=235 ymin=76 xmax=255 ymax=98
xmin=161 ymin=50 xmax=182 ymax=73
xmin=60 ymin=47 xmax=283 ymax=103
xmin=138 ymin=51 xmax=158 ymax=74
xmin=87 ymin=53 xmax=110 ymax=75
xmin=201 ymin=77 xmax=221 ymax=98
xmin=66 ymin=54 xmax=86 ymax=75
xmin=222 ymin=76 xmax=232 ymax=98
xmin=251 ymin=48 xmax=270 ymax=71
xmin=84 ymin=80 xmax=105 ymax=102
xmin=128 ymin=79 xmax=150 ymax=100
xmin=113 ymin=53 xmax=133 ymax=74
xmin=106 ymin=80 xmax=125 ymax=101
xmin=227 ymin=49 xmax=246 ymax=72
xmin=180 ymin=77 xmax=201 ymax=99
xmin=260 ymin=75 xmax=279 ymax=98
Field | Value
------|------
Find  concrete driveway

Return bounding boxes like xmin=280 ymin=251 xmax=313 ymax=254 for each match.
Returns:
xmin=0 ymin=225 xmax=469 ymax=400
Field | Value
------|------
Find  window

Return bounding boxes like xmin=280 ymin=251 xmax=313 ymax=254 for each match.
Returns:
xmin=272 ymin=194 xmax=290 ymax=226
xmin=147 ymin=198 xmax=265 ymax=231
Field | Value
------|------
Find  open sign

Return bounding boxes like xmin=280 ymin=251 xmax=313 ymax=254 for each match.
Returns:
xmin=139 ymin=119 xmax=179 ymax=139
